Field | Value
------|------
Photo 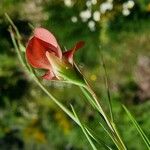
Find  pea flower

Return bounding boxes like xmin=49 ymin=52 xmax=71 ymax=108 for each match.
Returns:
xmin=26 ymin=27 xmax=85 ymax=86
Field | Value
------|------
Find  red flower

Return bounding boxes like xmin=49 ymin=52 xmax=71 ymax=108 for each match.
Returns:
xmin=26 ymin=28 xmax=85 ymax=82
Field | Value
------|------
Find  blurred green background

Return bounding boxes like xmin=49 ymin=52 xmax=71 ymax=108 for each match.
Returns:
xmin=0 ymin=0 xmax=150 ymax=149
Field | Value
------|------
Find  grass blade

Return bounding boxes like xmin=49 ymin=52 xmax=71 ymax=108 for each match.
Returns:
xmin=123 ymin=105 xmax=150 ymax=149
xmin=101 ymin=54 xmax=114 ymax=122
xmin=85 ymin=127 xmax=113 ymax=150
xmin=71 ymin=105 xmax=98 ymax=150
xmin=80 ymin=86 xmax=97 ymax=109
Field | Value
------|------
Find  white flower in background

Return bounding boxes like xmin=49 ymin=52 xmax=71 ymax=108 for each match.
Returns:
xmin=71 ymin=16 xmax=78 ymax=23
xmin=86 ymin=0 xmax=97 ymax=7
xmin=80 ymin=10 xmax=92 ymax=22
xmin=127 ymin=0 xmax=135 ymax=9
xmin=107 ymin=0 xmax=113 ymax=2
xmin=123 ymin=3 xmax=127 ymax=9
xmin=88 ymin=20 xmax=96 ymax=31
xmin=122 ymin=0 xmax=134 ymax=16
xmin=100 ymin=1 xmax=113 ymax=14
xmin=64 ymin=0 xmax=73 ymax=7
xmin=86 ymin=0 xmax=92 ymax=8
xmin=123 ymin=0 xmax=135 ymax=9
xmin=122 ymin=9 xmax=130 ymax=16
xmin=91 ymin=0 xmax=97 ymax=5
xmin=93 ymin=11 xmax=101 ymax=21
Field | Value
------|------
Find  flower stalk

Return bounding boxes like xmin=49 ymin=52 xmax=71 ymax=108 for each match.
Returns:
xmin=6 ymin=13 xmax=127 ymax=150
xmin=82 ymin=79 xmax=127 ymax=150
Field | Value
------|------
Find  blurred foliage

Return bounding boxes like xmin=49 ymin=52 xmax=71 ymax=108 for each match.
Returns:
xmin=0 ymin=0 xmax=150 ymax=149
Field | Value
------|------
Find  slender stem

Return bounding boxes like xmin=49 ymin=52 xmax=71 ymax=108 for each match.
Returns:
xmin=9 ymin=28 xmax=107 ymax=149
xmin=71 ymin=105 xmax=97 ymax=150
xmin=83 ymin=79 xmax=127 ymax=150
xmin=7 ymin=13 xmax=125 ymax=149
xmin=101 ymin=55 xmax=114 ymax=122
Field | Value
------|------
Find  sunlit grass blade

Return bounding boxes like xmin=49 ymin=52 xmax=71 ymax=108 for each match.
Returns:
xmin=80 ymin=86 xmax=97 ymax=109
xmin=80 ymin=87 xmax=114 ymax=149
xmin=99 ymin=122 xmax=120 ymax=149
xmin=101 ymin=54 xmax=113 ymax=122
xmin=5 ymin=13 xmax=21 ymax=40
xmin=123 ymin=105 xmax=150 ymax=150
xmin=5 ymin=13 xmax=30 ymax=71
xmin=100 ymin=55 xmax=127 ymax=150
xmin=9 ymin=27 xmax=24 ymax=66
xmin=78 ymin=64 xmax=126 ymax=149
xmin=71 ymin=105 xmax=98 ymax=150
xmin=85 ymin=127 xmax=113 ymax=150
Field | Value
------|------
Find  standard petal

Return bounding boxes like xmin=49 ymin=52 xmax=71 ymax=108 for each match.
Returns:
xmin=34 ymin=27 xmax=62 ymax=58
xmin=63 ymin=41 xmax=85 ymax=64
xmin=45 ymin=51 xmax=65 ymax=76
xmin=26 ymin=36 xmax=60 ymax=69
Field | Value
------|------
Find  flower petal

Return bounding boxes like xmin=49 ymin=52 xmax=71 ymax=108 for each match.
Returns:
xmin=63 ymin=41 xmax=85 ymax=64
xmin=42 ymin=70 xmax=56 ymax=80
xmin=34 ymin=27 xmax=62 ymax=58
xmin=26 ymin=37 xmax=56 ymax=69
xmin=45 ymin=51 xmax=65 ymax=78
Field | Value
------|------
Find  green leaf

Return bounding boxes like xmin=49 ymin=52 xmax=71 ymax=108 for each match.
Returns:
xmin=123 ymin=105 xmax=150 ymax=150
xmin=71 ymin=105 xmax=98 ymax=150
xmin=80 ymin=86 xmax=98 ymax=109
xmin=101 ymin=54 xmax=114 ymax=122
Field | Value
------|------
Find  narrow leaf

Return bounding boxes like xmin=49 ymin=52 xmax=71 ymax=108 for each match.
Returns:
xmin=71 ymin=105 xmax=98 ymax=150
xmin=123 ymin=105 xmax=150 ymax=150
xmin=80 ymin=86 xmax=97 ymax=109
xmin=101 ymin=54 xmax=114 ymax=122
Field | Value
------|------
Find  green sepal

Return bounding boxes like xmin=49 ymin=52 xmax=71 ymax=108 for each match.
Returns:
xmin=46 ymin=52 xmax=86 ymax=87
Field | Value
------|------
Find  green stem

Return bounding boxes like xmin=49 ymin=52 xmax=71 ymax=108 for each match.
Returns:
xmin=9 ymin=27 xmax=107 ymax=150
xmin=7 ymin=13 xmax=125 ymax=149
xmin=83 ymin=80 xmax=127 ymax=150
